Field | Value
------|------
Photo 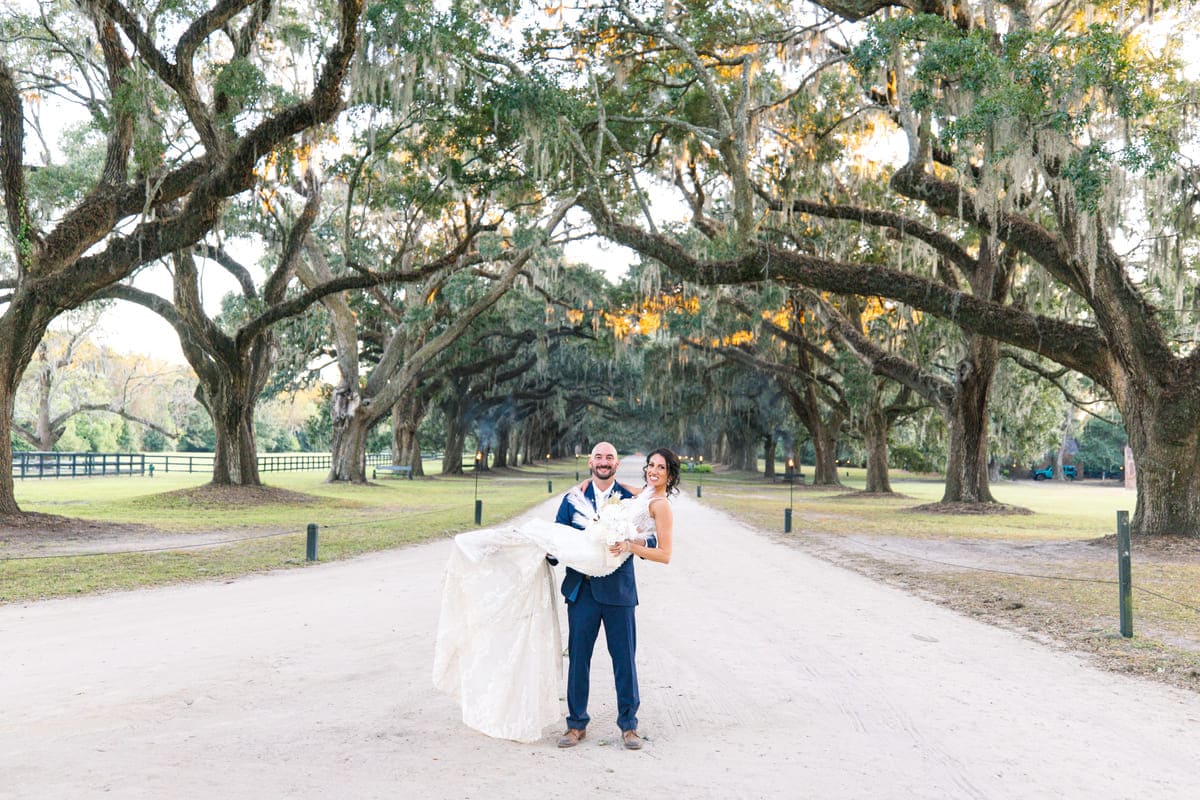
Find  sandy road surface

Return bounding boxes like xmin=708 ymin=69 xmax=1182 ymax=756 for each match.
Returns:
xmin=2 ymin=466 xmax=1199 ymax=799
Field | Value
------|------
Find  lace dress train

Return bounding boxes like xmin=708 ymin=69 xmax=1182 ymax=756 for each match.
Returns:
xmin=431 ymin=514 xmax=639 ymax=742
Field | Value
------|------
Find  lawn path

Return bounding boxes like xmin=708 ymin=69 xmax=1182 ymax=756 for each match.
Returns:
xmin=2 ymin=461 xmax=1198 ymax=799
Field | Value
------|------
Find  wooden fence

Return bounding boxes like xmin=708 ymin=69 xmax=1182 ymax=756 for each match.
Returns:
xmin=12 ymin=451 xmax=393 ymax=479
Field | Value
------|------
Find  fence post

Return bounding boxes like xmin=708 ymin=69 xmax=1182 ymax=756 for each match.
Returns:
xmin=1117 ymin=510 xmax=1133 ymax=638
xmin=306 ymin=524 xmax=319 ymax=562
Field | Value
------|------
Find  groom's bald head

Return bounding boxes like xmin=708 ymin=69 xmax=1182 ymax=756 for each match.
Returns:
xmin=588 ymin=442 xmax=619 ymax=487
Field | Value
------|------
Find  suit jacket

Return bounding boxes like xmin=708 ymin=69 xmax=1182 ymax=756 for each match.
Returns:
xmin=556 ymin=481 xmax=639 ymax=607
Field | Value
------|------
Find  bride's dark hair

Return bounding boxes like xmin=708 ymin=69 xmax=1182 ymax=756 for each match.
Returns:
xmin=644 ymin=448 xmax=681 ymax=496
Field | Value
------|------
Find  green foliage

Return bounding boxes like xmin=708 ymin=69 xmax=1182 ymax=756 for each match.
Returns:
xmin=1075 ymin=415 xmax=1127 ymax=474
xmin=25 ymin=125 xmax=105 ymax=217
xmin=255 ymin=417 xmax=300 ymax=453
xmin=143 ymin=428 xmax=170 ymax=452
xmin=54 ymin=414 xmax=122 ymax=453
xmin=300 ymin=386 xmax=334 ymax=452
xmin=989 ymin=356 xmax=1070 ymax=466
xmin=889 ymin=444 xmax=937 ymax=474
xmin=852 ymin=13 xmax=1186 ymax=206
xmin=179 ymin=407 xmax=216 ymax=452
xmin=116 ymin=421 xmax=134 ymax=451
xmin=211 ymin=59 xmax=268 ymax=117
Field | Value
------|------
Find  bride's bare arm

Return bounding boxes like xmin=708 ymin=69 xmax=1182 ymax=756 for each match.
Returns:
xmin=621 ymin=497 xmax=671 ymax=564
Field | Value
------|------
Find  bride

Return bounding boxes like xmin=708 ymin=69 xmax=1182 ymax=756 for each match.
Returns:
xmin=432 ymin=449 xmax=675 ymax=742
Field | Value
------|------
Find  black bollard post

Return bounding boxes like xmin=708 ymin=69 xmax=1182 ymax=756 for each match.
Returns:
xmin=697 ymin=484 xmax=702 ymax=498
xmin=784 ymin=507 xmax=792 ymax=533
xmin=306 ymin=523 xmax=318 ymax=562
xmin=1117 ymin=510 xmax=1133 ymax=638
xmin=548 ymin=480 xmax=553 ymax=494
xmin=474 ymin=499 xmax=483 ymax=526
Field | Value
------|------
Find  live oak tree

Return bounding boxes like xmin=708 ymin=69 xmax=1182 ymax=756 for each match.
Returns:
xmin=422 ymin=274 xmax=597 ymax=475
xmin=677 ymin=288 xmax=852 ymax=486
xmin=551 ymin=1 xmax=1200 ymax=536
xmin=0 ymin=0 xmax=363 ymax=513
xmin=812 ymin=297 xmax=924 ymax=494
xmin=523 ymin=0 xmax=1017 ymax=502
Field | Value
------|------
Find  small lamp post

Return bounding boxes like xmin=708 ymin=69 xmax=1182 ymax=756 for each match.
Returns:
xmin=474 ymin=450 xmax=483 ymax=525
xmin=785 ymin=457 xmax=795 ymax=533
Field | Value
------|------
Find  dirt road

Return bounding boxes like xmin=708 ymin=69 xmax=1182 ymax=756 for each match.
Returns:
xmin=3 ymin=466 xmax=1198 ymax=799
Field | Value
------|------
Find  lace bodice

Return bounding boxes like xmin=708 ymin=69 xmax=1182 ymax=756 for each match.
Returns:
xmin=629 ymin=490 xmax=664 ymax=541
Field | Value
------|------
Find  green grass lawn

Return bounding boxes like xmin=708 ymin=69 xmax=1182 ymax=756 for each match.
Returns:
xmin=690 ymin=466 xmax=1133 ymax=539
xmin=1 ymin=460 xmax=575 ymax=603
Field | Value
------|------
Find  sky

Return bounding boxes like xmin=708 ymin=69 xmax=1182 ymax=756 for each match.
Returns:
xmin=92 ymin=230 xmax=641 ymax=365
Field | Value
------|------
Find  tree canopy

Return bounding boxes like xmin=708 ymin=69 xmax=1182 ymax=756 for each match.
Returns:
xmin=4 ymin=0 xmax=1197 ymax=537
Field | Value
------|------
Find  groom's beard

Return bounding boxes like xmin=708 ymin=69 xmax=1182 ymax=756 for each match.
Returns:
xmin=591 ymin=466 xmax=615 ymax=481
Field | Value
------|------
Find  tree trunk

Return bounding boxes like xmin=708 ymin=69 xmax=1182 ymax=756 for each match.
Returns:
xmin=442 ymin=402 xmax=467 ymax=475
xmin=1053 ymin=407 xmax=1073 ymax=480
xmin=862 ymin=396 xmax=893 ymax=494
xmin=763 ymin=436 xmax=776 ymax=478
xmin=327 ymin=382 xmax=375 ymax=483
xmin=493 ymin=417 xmax=511 ymax=468
xmin=517 ymin=426 xmax=530 ymax=465
xmin=35 ymin=359 xmax=55 ymax=451
xmin=0 ymin=309 xmax=61 ymax=514
xmin=724 ymin=427 xmax=758 ymax=471
xmin=190 ymin=350 xmax=266 ymax=487
xmin=187 ymin=353 xmax=268 ymax=487
xmin=780 ymin=355 xmax=845 ymax=487
xmin=202 ymin=382 xmax=261 ymax=486
xmin=940 ymin=337 xmax=998 ymax=504
xmin=329 ymin=412 xmax=371 ymax=483
xmin=810 ymin=424 xmax=841 ymax=485
xmin=391 ymin=394 xmax=427 ymax=477
xmin=0 ymin=372 xmax=21 ymax=515
xmin=1123 ymin=382 xmax=1200 ymax=536
xmin=988 ymin=457 xmax=1002 ymax=482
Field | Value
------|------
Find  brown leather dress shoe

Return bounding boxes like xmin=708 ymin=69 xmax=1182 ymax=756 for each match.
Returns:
xmin=557 ymin=728 xmax=586 ymax=748
xmin=622 ymin=730 xmax=643 ymax=750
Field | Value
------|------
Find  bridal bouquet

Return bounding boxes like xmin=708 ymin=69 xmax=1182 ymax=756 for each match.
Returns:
xmin=593 ymin=496 xmax=637 ymax=568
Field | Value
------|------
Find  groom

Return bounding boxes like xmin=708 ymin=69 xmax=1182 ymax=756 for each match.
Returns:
xmin=554 ymin=441 xmax=652 ymax=751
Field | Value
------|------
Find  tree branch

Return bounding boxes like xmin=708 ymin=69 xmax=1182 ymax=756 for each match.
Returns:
xmin=756 ymin=187 xmax=978 ymax=274
xmin=580 ymin=193 xmax=1113 ymax=386
xmin=0 ymin=60 xmax=38 ymax=276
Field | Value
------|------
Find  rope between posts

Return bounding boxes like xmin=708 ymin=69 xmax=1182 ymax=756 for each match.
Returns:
xmin=841 ymin=536 xmax=1200 ymax=614
xmin=0 ymin=505 xmax=464 ymax=561
xmin=316 ymin=506 xmax=454 ymax=531
xmin=0 ymin=528 xmax=298 ymax=562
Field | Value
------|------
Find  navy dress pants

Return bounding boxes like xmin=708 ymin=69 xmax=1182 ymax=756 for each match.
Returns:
xmin=565 ymin=581 xmax=639 ymax=732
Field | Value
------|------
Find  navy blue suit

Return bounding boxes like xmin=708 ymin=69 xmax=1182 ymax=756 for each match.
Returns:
xmin=555 ymin=481 xmax=645 ymax=733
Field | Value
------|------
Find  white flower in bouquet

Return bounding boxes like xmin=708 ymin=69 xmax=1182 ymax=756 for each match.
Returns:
xmin=592 ymin=496 xmax=636 ymax=568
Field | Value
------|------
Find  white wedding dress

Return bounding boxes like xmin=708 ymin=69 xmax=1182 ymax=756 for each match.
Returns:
xmin=432 ymin=490 xmax=657 ymax=742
